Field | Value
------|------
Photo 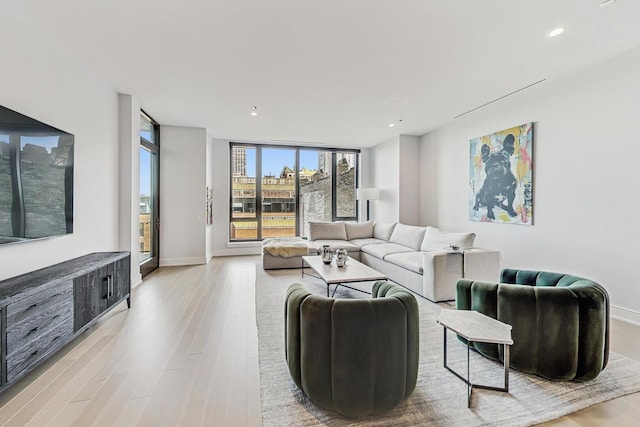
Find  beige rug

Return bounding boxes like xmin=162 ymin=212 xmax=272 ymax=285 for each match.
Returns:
xmin=255 ymin=266 xmax=640 ymax=426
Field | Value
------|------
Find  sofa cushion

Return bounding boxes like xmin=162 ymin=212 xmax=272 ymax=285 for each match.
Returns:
xmin=373 ymin=222 xmax=396 ymax=241
xmin=349 ymin=238 xmax=387 ymax=247
xmin=312 ymin=240 xmax=360 ymax=253
xmin=389 ymin=224 xmax=427 ymax=251
xmin=384 ymin=252 xmax=424 ymax=274
xmin=309 ymin=222 xmax=347 ymax=241
xmin=420 ymin=226 xmax=476 ymax=252
xmin=361 ymin=243 xmax=413 ymax=259
xmin=345 ymin=221 xmax=374 ymax=240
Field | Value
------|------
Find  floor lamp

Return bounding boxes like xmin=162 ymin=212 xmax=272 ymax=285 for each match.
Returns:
xmin=356 ymin=188 xmax=380 ymax=221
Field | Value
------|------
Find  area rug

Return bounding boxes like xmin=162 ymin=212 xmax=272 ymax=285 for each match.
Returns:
xmin=255 ymin=266 xmax=640 ymax=426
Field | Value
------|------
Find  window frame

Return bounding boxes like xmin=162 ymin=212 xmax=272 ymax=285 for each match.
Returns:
xmin=139 ymin=110 xmax=160 ymax=278
xmin=229 ymin=142 xmax=360 ymax=242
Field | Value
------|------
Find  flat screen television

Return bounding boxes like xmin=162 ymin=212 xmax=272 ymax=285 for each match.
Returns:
xmin=0 ymin=105 xmax=74 ymax=244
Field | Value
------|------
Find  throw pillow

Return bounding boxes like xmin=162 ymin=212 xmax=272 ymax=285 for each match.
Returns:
xmin=345 ymin=221 xmax=374 ymax=240
xmin=309 ymin=222 xmax=347 ymax=241
xmin=389 ymin=223 xmax=427 ymax=251
xmin=420 ymin=226 xmax=476 ymax=251
xmin=373 ymin=222 xmax=397 ymax=241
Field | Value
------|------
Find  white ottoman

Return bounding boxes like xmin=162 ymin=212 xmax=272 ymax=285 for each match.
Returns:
xmin=262 ymin=237 xmax=317 ymax=269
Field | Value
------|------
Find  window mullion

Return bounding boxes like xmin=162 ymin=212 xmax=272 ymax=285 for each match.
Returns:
xmin=331 ymin=152 xmax=337 ymax=221
xmin=295 ymin=150 xmax=300 ymax=237
xmin=256 ymin=146 xmax=263 ymax=240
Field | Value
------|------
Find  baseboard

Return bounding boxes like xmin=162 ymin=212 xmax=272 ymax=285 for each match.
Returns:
xmin=212 ymin=247 xmax=261 ymax=257
xmin=611 ymin=304 xmax=640 ymax=327
xmin=159 ymin=257 xmax=207 ymax=267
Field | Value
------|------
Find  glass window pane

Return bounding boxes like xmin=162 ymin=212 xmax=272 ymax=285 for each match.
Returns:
xmin=231 ymin=146 xmax=257 ymax=240
xmin=139 ymin=111 xmax=160 ymax=276
xmin=230 ymin=220 xmax=257 ymax=240
xmin=140 ymin=114 xmax=156 ymax=144
xmin=299 ymin=150 xmax=332 ymax=238
xmin=261 ymin=148 xmax=296 ymax=238
xmin=139 ymin=147 xmax=154 ymax=263
xmin=336 ymin=152 xmax=357 ymax=218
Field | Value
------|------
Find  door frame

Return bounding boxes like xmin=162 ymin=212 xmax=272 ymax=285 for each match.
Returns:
xmin=140 ymin=111 xmax=160 ymax=277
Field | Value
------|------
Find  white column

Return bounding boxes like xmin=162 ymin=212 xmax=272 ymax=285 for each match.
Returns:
xmin=118 ymin=94 xmax=142 ymax=287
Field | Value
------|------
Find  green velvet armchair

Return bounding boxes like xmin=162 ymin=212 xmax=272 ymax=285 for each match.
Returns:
xmin=456 ymin=268 xmax=609 ymax=381
xmin=285 ymin=281 xmax=419 ymax=417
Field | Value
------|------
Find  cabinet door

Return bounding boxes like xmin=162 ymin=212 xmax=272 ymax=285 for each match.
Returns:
xmin=1 ymin=306 xmax=5 ymax=385
xmin=74 ymin=265 xmax=110 ymax=331
xmin=108 ymin=257 xmax=130 ymax=307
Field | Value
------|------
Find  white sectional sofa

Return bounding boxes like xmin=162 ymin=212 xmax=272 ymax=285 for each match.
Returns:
xmin=263 ymin=221 xmax=501 ymax=302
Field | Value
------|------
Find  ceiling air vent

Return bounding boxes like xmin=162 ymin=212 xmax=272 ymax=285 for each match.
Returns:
xmin=270 ymin=139 xmax=328 ymax=146
xmin=454 ymin=79 xmax=546 ymax=119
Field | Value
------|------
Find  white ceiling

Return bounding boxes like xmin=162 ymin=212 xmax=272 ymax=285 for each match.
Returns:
xmin=15 ymin=0 xmax=640 ymax=148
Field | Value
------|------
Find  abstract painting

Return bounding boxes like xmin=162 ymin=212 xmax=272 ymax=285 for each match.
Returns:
xmin=469 ymin=123 xmax=533 ymax=225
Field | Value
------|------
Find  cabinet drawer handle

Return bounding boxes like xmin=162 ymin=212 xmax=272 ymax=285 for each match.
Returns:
xmin=30 ymin=350 xmax=38 ymax=357
xmin=28 ymin=303 xmax=38 ymax=310
xmin=52 ymin=314 xmax=60 ymax=320
xmin=51 ymin=336 xmax=60 ymax=343
xmin=27 ymin=327 xmax=38 ymax=335
xmin=107 ymin=275 xmax=114 ymax=298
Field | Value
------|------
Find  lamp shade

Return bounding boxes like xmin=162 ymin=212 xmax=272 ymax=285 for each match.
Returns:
xmin=356 ymin=188 xmax=380 ymax=201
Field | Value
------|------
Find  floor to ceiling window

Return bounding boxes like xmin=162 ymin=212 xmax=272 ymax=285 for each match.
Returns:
xmin=229 ymin=143 xmax=359 ymax=241
xmin=261 ymin=147 xmax=296 ymax=239
xmin=139 ymin=111 xmax=160 ymax=277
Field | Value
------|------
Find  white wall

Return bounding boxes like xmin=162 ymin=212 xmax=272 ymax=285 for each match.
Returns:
xmin=0 ymin=4 xmax=121 ymax=280
xmin=160 ymin=126 xmax=207 ymax=265
xmin=205 ymin=137 xmax=215 ymax=261
xmin=419 ymin=47 xmax=640 ymax=324
xmin=398 ymin=135 xmax=421 ymax=225
xmin=370 ymin=136 xmax=400 ymax=222
xmin=368 ymin=135 xmax=421 ymax=224
xmin=357 ymin=147 xmax=371 ymax=222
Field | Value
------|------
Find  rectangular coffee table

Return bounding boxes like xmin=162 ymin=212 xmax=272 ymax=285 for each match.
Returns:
xmin=437 ymin=309 xmax=513 ymax=407
xmin=301 ymin=255 xmax=387 ymax=297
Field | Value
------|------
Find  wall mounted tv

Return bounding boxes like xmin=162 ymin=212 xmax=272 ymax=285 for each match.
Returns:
xmin=0 ymin=105 xmax=74 ymax=245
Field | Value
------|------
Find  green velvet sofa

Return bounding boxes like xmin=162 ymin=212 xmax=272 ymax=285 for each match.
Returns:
xmin=285 ymin=281 xmax=419 ymax=417
xmin=456 ymin=268 xmax=609 ymax=381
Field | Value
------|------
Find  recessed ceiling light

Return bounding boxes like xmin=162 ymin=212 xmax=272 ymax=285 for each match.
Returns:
xmin=599 ymin=0 xmax=616 ymax=9
xmin=388 ymin=123 xmax=395 ymax=128
xmin=250 ymin=106 xmax=258 ymax=116
xmin=548 ymin=27 xmax=565 ymax=37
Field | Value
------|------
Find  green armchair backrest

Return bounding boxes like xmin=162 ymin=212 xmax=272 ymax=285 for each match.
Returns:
xmin=457 ymin=268 xmax=609 ymax=381
xmin=285 ymin=281 xmax=419 ymax=417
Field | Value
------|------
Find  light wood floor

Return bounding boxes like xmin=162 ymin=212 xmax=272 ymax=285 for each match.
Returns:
xmin=0 ymin=255 xmax=639 ymax=426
